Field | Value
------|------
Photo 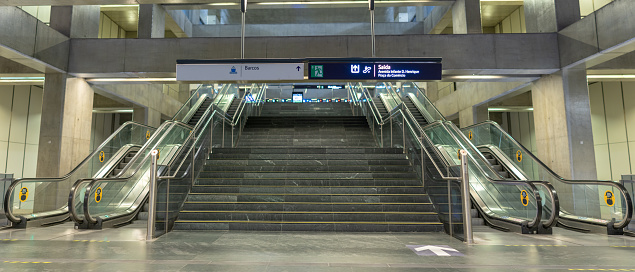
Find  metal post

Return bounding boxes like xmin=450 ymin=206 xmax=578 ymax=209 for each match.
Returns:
xmin=402 ymin=119 xmax=406 ymax=154
xmin=390 ymin=118 xmax=393 ymax=147
xmin=448 ymin=179 xmax=452 ymax=237
xmin=380 ymin=124 xmax=383 ymax=147
xmin=241 ymin=12 xmax=246 ymax=59
xmin=370 ymin=10 xmax=376 ymax=57
xmin=146 ymin=150 xmax=158 ymax=240
xmin=460 ymin=150 xmax=473 ymax=244
xmin=421 ymin=146 xmax=424 ymax=187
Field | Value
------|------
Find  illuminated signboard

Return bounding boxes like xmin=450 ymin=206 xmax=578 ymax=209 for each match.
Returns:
xmin=308 ymin=62 xmax=441 ymax=80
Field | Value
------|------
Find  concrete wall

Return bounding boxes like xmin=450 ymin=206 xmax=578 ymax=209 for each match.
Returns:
xmin=589 ymin=81 xmax=635 ymax=180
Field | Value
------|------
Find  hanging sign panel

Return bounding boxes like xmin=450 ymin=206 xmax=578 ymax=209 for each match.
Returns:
xmin=308 ymin=62 xmax=442 ymax=80
xmin=177 ymin=63 xmax=305 ymax=81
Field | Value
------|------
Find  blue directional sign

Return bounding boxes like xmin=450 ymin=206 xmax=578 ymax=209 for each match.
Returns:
xmin=308 ymin=61 xmax=442 ymax=80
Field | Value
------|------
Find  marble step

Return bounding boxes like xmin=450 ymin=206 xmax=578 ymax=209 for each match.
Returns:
xmin=195 ymin=178 xmax=422 ymax=186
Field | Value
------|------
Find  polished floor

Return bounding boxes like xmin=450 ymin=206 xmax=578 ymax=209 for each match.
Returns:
xmin=0 ymin=222 xmax=634 ymax=271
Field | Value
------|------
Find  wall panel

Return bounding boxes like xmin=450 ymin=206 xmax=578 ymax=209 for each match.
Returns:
xmin=9 ymin=86 xmax=30 ymax=144
xmin=23 ymin=144 xmax=38 ymax=178
xmin=589 ymin=82 xmax=608 ymax=145
xmin=594 ymin=144 xmax=612 ymax=180
xmin=608 ymin=142 xmax=631 ymax=180
xmin=0 ymin=86 xmax=13 ymax=142
xmin=622 ymin=82 xmax=635 ymax=142
xmin=0 ymin=141 xmax=7 ymax=173
xmin=26 ymin=86 xmax=43 ymax=145
xmin=6 ymin=142 xmax=25 ymax=178
xmin=603 ymin=82 xmax=627 ymax=143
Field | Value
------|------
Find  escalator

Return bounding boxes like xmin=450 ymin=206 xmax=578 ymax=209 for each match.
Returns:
xmin=68 ymin=83 xmax=264 ymax=230
xmin=3 ymin=122 xmax=157 ymax=228
xmin=463 ymin=121 xmax=633 ymax=234
xmin=354 ymin=82 xmax=557 ymax=234
xmin=68 ymin=85 xmax=222 ymax=229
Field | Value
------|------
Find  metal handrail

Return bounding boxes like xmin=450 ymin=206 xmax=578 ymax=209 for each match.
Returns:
xmin=406 ymin=82 xmax=446 ymax=122
xmin=463 ymin=120 xmax=632 ymax=229
xmin=356 ymin=84 xmax=382 ymax=125
xmin=171 ymin=85 xmax=215 ymax=121
xmin=4 ymin=121 xmax=156 ymax=223
xmin=231 ymin=85 xmax=251 ymax=124
xmin=79 ymin=120 xmax=194 ymax=224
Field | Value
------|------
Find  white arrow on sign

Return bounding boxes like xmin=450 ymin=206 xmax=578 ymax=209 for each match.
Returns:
xmin=414 ymin=245 xmax=459 ymax=256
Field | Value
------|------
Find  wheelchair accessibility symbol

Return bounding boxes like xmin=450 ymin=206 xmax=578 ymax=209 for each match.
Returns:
xmin=604 ymin=190 xmax=615 ymax=207
xmin=19 ymin=187 xmax=28 ymax=202
xmin=520 ymin=190 xmax=529 ymax=206
xmin=95 ymin=187 xmax=103 ymax=203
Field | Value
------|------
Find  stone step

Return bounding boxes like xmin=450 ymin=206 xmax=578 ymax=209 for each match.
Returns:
xmin=197 ymin=171 xmax=419 ymax=179
xmin=204 ymin=165 xmax=413 ymax=172
xmin=206 ymin=159 xmax=411 ymax=166
xmin=172 ymin=221 xmax=444 ymax=232
xmin=181 ymin=201 xmax=436 ymax=212
xmin=195 ymin=178 xmax=422 ymax=186
xmin=185 ymin=193 xmax=431 ymax=203
xmin=176 ymin=211 xmax=440 ymax=222
xmin=190 ymin=185 xmax=426 ymax=194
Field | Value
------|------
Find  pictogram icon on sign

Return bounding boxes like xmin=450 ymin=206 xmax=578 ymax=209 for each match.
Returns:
xmin=468 ymin=131 xmax=473 ymax=140
xmin=605 ymin=190 xmax=615 ymax=207
xmin=146 ymin=130 xmax=151 ymax=139
xmin=95 ymin=187 xmax=102 ymax=203
xmin=516 ymin=150 xmax=522 ymax=162
xmin=99 ymin=151 xmax=105 ymax=162
xmin=19 ymin=187 xmax=28 ymax=202
xmin=520 ymin=190 xmax=529 ymax=206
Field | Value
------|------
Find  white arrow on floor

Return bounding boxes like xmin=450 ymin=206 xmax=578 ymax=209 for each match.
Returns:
xmin=414 ymin=245 xmax=459 ymax=256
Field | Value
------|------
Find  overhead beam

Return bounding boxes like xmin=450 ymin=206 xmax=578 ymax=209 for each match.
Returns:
xmin=559 ymin=0 xmax=635 ymax=69
xmin=67 ymin=34 xmax=559 ymax=78
xmin=0 ymin=7 xmax=69 ymax=73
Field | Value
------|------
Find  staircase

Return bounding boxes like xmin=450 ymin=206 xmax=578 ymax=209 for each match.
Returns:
xmin=173 ymin=108 xmax=443 ymax=232
xmin=237 ymin=116 xmax=377 ymax=148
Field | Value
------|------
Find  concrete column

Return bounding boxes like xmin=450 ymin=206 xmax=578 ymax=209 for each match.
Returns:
xmin=459 ymin=105 xmax=488 ymax=128
xmin=452 ymin=0 xmax=482 ymax=34
xmin=133 ymin=107 xmax=162 ymax=127
xmin=35 ymin=75 xmax=94 ymax=211
xmin=138 ymin=4 xmax=166 ymax=38
xmin=49 ymin=5 xmax=100 ymax=38
xmin=524 ymin=0 xmax=580 ymax=32
xmin=531 ymin=67 xmax=596 ymax=180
